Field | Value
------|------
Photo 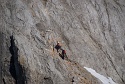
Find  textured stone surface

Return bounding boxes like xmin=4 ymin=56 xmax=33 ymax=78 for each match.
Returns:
xmin=0 ymin=0 xmax=125 ymax=84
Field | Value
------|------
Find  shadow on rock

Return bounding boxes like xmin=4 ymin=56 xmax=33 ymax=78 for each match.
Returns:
xmin=9 ymin=35 xmax=26 ymax=84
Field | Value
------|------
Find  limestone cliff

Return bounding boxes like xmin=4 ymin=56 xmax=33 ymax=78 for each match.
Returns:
xmin=0 ymin=0 xmax=125 ymax=84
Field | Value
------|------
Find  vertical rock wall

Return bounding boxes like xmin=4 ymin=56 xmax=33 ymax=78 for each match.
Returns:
xmin=0 ymin=0 xmax=125 ymax=84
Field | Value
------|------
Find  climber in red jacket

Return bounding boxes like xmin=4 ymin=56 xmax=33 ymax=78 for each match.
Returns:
xmin=62 ymin=49 xmax=66 ymax=60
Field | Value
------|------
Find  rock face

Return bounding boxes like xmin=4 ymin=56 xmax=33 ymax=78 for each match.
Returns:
xmin=0 ymin=0 xmax=125 ymax=84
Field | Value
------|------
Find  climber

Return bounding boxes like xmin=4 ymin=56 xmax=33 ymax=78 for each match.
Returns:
xmin=61 ymin=49 xmax=66 ymax=60
xmin=55 ymin=41 xmax=61 ymax=52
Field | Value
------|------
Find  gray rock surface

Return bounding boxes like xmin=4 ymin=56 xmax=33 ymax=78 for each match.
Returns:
xmin=0 ymin=0 xmax=125 ymax=84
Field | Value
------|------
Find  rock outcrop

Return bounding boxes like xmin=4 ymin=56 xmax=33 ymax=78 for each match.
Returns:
xmin=0 ymin=0 xmax=125 ymax=84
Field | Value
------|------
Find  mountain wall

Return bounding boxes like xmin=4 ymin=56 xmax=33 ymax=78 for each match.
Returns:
xmin=0 ymin=0 xmax=125 ymax=84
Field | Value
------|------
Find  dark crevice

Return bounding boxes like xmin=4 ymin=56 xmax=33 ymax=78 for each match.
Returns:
xmin=9 ymin=35 xmax=26 ymax=84
xmin=3 ymin=78 xmax=6 ymax=84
